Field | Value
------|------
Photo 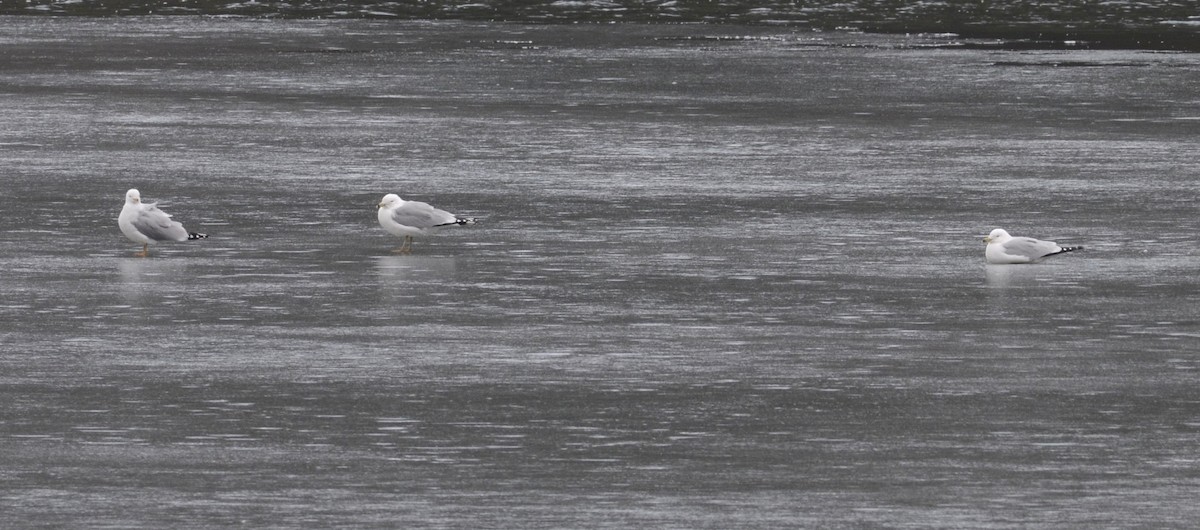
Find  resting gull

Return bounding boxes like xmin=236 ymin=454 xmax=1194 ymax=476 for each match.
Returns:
xmin=377 ymin=193 xmax=475 ymax=253
xmin=118 ymin=188 xmax=207 ymax=257
xmin=983 ymin=228 xmax=1082 ymax=264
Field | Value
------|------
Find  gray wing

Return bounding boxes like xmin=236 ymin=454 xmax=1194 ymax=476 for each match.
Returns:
xmin=391 ymin=200 xmax=458 ymax=229
xmin=132 ymin=203 xmax=189 ymax=242
xmin=1001 ymin=237 xmax=1061 ymax=259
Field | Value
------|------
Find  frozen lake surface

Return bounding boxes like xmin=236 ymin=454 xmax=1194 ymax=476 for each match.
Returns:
xmin=1 ymin=17 xmax=1199 ymax=527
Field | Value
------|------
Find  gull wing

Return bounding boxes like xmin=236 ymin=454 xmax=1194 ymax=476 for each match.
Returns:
xmin=131 ymin=203 xmax=189 ymax=242
xmin=1001 ymin=236 xmax=1061 ymax=260
xmin=391 ymin=200 xmax=458 ymax=229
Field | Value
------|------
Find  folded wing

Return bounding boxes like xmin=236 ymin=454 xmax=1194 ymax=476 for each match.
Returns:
xmin=132 ymin=203 xmax=189 ymax=242
xmin=391 ymin=200 xmax=458 ymax=229
xmin=1001 ymin=236 xmax=1061 ymax=260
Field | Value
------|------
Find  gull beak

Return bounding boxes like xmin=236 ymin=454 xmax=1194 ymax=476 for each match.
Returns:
xmin=377 ymin=203 xmax=384 ymax=209
xmin=983 ymin=236 xmax=992 ymax=243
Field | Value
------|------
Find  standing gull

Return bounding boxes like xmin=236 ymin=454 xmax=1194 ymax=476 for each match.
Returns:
xmin=118 ymin=189 xmax=208 ymax=257
xmin=983 ymin=228 xmax=1082 ymax=264
xmin=377 ymin=193 xmax=476 ymax=253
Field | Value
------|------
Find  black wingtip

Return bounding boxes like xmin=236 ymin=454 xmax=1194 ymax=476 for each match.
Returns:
xmin=435 ymin=218 xmax=478 ymax=227
xmin=1055 ymin=245 xmax=1083 ymax=255
xmin=188 ymin=232 xmax=208 ymax=240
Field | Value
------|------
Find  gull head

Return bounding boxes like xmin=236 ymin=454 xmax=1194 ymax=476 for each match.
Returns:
xmin=983 ymin=228 xmax=1010 ymax=244
xmin=379 ymin=193 xmax=402 ymax=209
xmin=126 ymin=189 xmax=141 ymax=204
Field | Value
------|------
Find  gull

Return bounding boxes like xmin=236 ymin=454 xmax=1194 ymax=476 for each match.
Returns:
xmin=377 ymin=193 xmax=476 ymax=253
xmin=118 ymin=189 xmax=207 ymax=257
xmin=983 ymin=228 xmax=1082 ymax=264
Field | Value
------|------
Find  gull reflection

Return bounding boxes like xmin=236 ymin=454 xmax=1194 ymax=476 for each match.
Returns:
xmin=374 ymin=255 xmax=458 ymax=283
xmin=117 ymin=258 xmax=189 ymax=302
xmin=984 ymin=264 xmax=1043 ymax=288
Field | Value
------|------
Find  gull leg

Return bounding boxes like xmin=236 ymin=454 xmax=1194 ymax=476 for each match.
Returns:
xmin=391 ymin=236 xmax=414 ymax=254
xmin=134 ymin=243 xmax=149 ymax=258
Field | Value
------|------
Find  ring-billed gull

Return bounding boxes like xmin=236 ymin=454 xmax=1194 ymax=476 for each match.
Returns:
xmin=983 ymin=228 xmax=1082 ymax=264
xmin=118 ymin=189 xmax=208 ymax=257
xmin=377 ymin=193 xmax=476 ymax=253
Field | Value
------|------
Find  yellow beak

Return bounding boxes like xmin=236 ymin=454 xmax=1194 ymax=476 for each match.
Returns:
xmin=983 ymin=236 xmax=992 ymax=243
